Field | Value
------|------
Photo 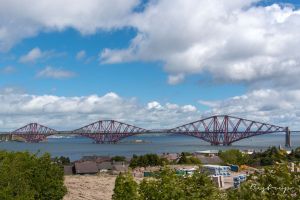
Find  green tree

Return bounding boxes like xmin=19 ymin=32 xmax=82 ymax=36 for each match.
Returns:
xmin=129 ymin=154 xmax=168 ymax=168
xmin=252 ymin=146 xmax=288 ymax=166
xmin=111 ymin=156 xmax=126 ymax=162
xmin=139 ymin=167 xmax=221 ymax=200
xmin=181 ymin=170 xmax=221 ymax=199
xmin=178 ymin=152 xmax=188 ymax=164
xmin=178 ymin=152 xmax=202 ymax=164
xmin=53 ymin=156 xmax=70 ymax=165
xmin=288 ymin=147 xmax=300 ymax=161
xmin=227 ymin=164 xmax=300 ymax=200
xmin=219 ymin=149 xmax=250 ymax=165
xmin=0 ymin=151 xmax=67 ymax=200
xmin=130 ymin=154 xmax=139 ymax=168
xmin=139 ymin=168 xmax=186 ymax=200
xmin=112 ymin=172 xmax=139 ymax=200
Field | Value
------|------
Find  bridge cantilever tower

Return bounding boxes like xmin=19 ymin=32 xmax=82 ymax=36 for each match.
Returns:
xmin=72 ymin=120 xmax=149 ymax=143
xmin=2 ymin=115 xmax=291 ymax=146
xmin=11 ymin=123 xmax=57 ymax=142
xmin=168 ymin=115 xmax=289 ymax=146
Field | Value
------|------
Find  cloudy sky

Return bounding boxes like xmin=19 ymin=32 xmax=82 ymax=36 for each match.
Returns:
xmin=1 ymin=0 xmax=300 ymax=130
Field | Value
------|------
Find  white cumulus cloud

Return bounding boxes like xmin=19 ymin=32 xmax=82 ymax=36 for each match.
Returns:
xmin=199 ymin=89 xmax=300 ymax=129
xmin=0 ymin=0 xmax=139 ymax=51
xmin=2 ymin=0 xmax=300 ymax=89
xmin=0 ymin=91 xmax=202 ymax=131
xmin=19 ymin=47 xmax=64 ymax=63
xmin=100 ymin=0 xmax=300 ymax=88
xmin=36 ymin=66 xmax=76 ymax=79
xmin=19 ymin=47 xmax=43 ymax=63
xmin=76 ymin=50 xmax=86 ymax=60
xmin=0 ymin=66 xmax=16 ymax=74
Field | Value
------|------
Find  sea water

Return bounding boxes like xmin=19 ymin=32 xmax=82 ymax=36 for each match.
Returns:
xmin=0 ymin=133 xmax=299 ymax=161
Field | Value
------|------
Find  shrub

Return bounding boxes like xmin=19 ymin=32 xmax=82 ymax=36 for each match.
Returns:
xmin=112 ymin=172 xmax=139 ymax=200
xmin=177 ymin=152 xmax=202 ymax=164
xmin=219 ymin=149 xmax=250 ymax=166
xmin=111 ymin=156 xmax=126 ymax=162
xmin=129 ymin=154 xmax=168 ymax=168
xmin=53 ymin=156 xmax=71 ymax=165
xmin=227 ymin=164 xmax=300 ymax=200
xmin=252 ymin=146 xmax=288 ymax=166
xmin=113 ymin=168 xmax=221 ymax=200
xmin=0 ymin=151 xmax=67 ymax=200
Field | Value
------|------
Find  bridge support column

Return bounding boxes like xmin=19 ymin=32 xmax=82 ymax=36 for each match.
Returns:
xmin=285 ymin=127 xmax=291 ymax=148
xmin=0 ymin=134 xmax=12 ymax=141
xmin=18 ymin=134 xmax=48 ymax=143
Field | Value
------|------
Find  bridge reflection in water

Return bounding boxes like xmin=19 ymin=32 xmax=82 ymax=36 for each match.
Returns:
xmin=0 ymin=115 xmax=292 ymax=147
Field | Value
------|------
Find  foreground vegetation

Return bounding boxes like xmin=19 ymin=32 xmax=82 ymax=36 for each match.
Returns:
xmin=177 ymin=152 xmax=202 ymax=165
xmin=129 ymin=152 xmax=202 ymax=168
xmin=113 ymin=168 xmax=221 ymax=200
xmin=114 ymin=147 xmax=300 ymax=200
xmin=227 ymin=164 xmax=300 ymax=200
xmin=220 ymin=146 xmax=300 ymax=167
xmin=0 ymin=151 xmax=67 ymax=200
xmin=1 ymin=146 xmax=299 ymax=199
xmin=129 ymin=146 xmax=300 ymax=169
xmin=129 ymin=154 xmax=169 ymax=168
xmin=113 ymin=164 xmax=300 ymax=200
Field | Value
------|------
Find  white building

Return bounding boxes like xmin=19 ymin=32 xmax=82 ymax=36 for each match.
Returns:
xmin=202 ymin=164 xmax=230 ymax=176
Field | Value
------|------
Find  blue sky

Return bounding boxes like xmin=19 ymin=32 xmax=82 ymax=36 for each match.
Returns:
xmin=1 ymin=25 xmax=246 ymax=106
xmin=1 ymin=0 xmax=300 ymax=130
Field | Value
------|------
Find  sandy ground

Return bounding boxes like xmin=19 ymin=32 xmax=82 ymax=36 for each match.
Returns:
xmin=63 ymin=174 xmax=116 ymax=200
xmin=63 ymin=167 xmax=242 ymax=199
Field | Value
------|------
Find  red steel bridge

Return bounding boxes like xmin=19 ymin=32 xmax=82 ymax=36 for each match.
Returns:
xmin=0 ymin=115 xmax=292 ymax=147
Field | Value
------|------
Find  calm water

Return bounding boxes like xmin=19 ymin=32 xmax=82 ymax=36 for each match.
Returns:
xmin=1 ymin=133 xmax=300 ymax=161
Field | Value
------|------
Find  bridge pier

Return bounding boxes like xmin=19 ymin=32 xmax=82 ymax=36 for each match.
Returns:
xmin=285 ymin=127 xmax=291 ymax=148
xmin=0 ymin=134 xmax=12 ymax=141
xmin=17 ymin=134 xmax=48 ymax=143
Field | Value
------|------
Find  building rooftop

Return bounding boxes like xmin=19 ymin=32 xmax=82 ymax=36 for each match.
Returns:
xmin=195 ymin=150 xmax=219 ymax=154
xmin=75 ymin=161 xmax=98 ymax=174
xmin=196 ymin=155 xmax=222 ymax=164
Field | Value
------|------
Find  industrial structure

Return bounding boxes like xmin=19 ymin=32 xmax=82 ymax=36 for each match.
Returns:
xmin=0 ymin=115 xmax=292 ymax=147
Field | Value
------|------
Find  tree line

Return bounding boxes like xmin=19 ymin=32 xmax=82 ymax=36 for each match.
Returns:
xmin=113 ymin=164 xmax=300 ymax=200
xmin=0 ymin=151 xmax=67 ymax=200
xmin=219 ymin=146 xmax=300 ymax=166
xmin=129 ymin=152 xmax=202 ymax=168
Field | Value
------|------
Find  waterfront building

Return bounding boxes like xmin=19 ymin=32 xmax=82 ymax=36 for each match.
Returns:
xmin=75 ymin=161 xmax=98 ymax=174
xmin=194 ymin=150 xmax=219 ymax=156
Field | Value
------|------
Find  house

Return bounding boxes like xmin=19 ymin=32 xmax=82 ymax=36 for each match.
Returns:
xmin=202 ymin=165 xmax=231 ymax=176
xmin=111 ymin=162 xmax=129 ymax=175
xmin=194 ymin=150 xmax=219 ymax=157
xmin=241 ymin=149 xmax=254 ymax=155
xmin=81 ymin=156 xmax=111 ymax=163
xmin=161 ymin=153 xmax=179 ymax=162
xmin=195 ymin=155 xmax=222 ymax=164
xmin=98 ymin=161 xmax=113 ymax=171
xmin=211 ymin=175 xmax=224 ymax=188
xmin=74 ymin=161 xmax=98 ymax=174
xmin=64 ymin=165 xmax=74 ymax=175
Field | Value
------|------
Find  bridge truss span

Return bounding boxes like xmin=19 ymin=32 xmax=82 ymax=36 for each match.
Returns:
xmin=72 ymin=120 xmax=149 ymax=143
xmin=168 ymin=115 xmax=289 ymax=146
xmin=2 ymin=115 xmax=291 ymax=146
xmin=11 ymin=123 xmax=58 ymax=142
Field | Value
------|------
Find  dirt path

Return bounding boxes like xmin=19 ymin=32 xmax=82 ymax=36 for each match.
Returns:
xmin=63 ymin=175 xmax=116 ymax=200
